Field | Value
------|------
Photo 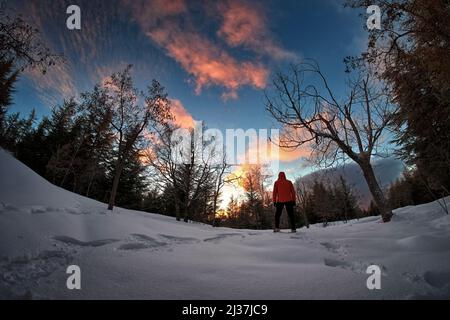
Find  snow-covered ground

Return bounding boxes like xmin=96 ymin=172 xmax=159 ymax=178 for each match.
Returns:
xmin=1 ymin=149 xmax=450 ymax=300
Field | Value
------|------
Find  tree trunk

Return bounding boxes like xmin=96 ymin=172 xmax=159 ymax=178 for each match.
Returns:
xmin=107 ymin=160 xmax=125 ymax=211
xmin=175 ymin=200 xmax=181 ymax=221
xmin=212 ymin=194 xmax=219 ymax=227
xmin=86 ymin=171 xmax=94 ymax=197
xmin=183 ymin=204 xmax=189 ymax=223
xmin=183 ymin=192 xmax=190 ymax=222
xmin=359 ymin=159 xmax=393 ymax=222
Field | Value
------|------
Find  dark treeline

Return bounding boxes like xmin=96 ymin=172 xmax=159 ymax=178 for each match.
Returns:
xmin=0 ymin=7 xmax=233 ymax=222
xmin=1 ymin=82 xmax=151 ymax=210
xmin=0 ymin=6 xmax=231 ymax=223
xmin=295 ymin=176 xmax=363 ymax=227
xmin=0 ymin=68 xmax=231 ymax=220
xmin=218 ymin=166 xmax=366 ymax=229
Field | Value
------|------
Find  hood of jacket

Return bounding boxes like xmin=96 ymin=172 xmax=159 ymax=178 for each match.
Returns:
xmin=278 ymin=172 xmax=287 ymax=180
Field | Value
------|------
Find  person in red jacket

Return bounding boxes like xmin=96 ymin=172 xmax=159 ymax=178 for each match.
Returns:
xmin=272 ymin=172 xmax=297 ymax=232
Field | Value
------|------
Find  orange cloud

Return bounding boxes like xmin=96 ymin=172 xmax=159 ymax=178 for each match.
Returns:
xmin=140 ymin=96 xmax=194 ymax=164
xmin=127 ymin=0 xmax=270 ymax=99
xmin=170 ymin=98 xmax=195 ymax=129
xmin=217 ymin=0 xmax=296 ymax=60
xmin=147 ymin=25 xmax=269 ymax=99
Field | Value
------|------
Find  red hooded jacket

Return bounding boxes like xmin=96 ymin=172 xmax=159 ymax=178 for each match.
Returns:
xmin=273 ymin=172 xmax=296 ymax=203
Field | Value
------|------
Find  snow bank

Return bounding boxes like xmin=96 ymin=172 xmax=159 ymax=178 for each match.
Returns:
xmin=1 ymin=149 xmax=449 ymax=299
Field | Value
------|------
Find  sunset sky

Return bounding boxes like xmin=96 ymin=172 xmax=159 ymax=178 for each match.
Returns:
xmin=8 ymin=0 xmax=383 ymax=191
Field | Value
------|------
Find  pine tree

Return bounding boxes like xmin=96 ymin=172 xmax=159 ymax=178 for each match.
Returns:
xmin=45 ymin=99 xmax=78 ymax=184
xmin=1 ymin=8 xmax=58 ymax=147
xmin=311 ymin=181 xmax=335 ymax=227
xmin=334 ymin=176 xmax=359 ymax=222
xmin=112 ymin=148 xmax=147 ymax=210
xmin=0 ymin=60 xmax=19 ymax=134
xmin=16 ymin=117 xmax=51 ymax=177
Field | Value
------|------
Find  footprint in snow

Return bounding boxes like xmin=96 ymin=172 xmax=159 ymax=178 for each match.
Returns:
xmin=53 ymin=236 xmax=120 ymax=247
xmin=30 ymin=206 xmax=48 ymax=214
xmin=405 ymin=272 xmax=450 ymax=300
xmin=320 ymin=241 xmax=348 ymax=256
xmin=118 ymin=243 xmax=152 ymax=250
xmin=159 ymin=234 xmax=200 ymax=243
xmin=64 ymin=208 xmax=84 ymax=215
xmin=323 ymin=257 xmax=388 ymax=275
xmin=118 ymin=234 xmax=167 ymax=251
xmin=0 ymin=202 xmax=20 ymax=213
xmin=118 ymin=234 xmax=201 ymax=251
xmin=423 ymin=270 xmax=450 ymax=290
xmin=402 ymin=272 xmax=424 ymax=284
xmin=203 ymin=233 xmax=244 ymax=243
xmin=0 ymin=249 xmax=73 ymax=299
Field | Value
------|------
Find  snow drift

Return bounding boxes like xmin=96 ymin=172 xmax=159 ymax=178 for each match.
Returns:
xmin=0 ymin=149 xmax=449 ymax=299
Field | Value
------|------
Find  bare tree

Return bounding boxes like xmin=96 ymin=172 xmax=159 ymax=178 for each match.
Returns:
xmin=145 ymin=125 xmax=182 ymax=219
xmin=1 ymin=8 xmax=60 ymax=143
xmin=175 ymin=126 xmax=216 ymax=222
xmin=147 ymin=124 xmax=219 ymax=222
xmin=211 ymin=151 xmax=234 ymax=226
xmin=0 ymin=9 xmax=60 ymax=73
xmin=266 ymin=60 xmax=396 ymax=222
xmin=102 ymin=65 xmax=172 ymax=211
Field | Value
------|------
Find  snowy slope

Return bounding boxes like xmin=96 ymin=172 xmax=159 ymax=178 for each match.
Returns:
xmin=1 ymin=149 xmax=450 ymax=299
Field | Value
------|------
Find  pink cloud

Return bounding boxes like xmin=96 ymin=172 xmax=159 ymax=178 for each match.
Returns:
xmin=127 ymin=0 xmax=270 ymax=99
xmin=151 ymin=28 xmax=268 ymax=98
xmin=170 ymin=98 xmax=195 ymax=129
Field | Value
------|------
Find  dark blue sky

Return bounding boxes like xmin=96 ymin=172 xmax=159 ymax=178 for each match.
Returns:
xmin=9 ymin=0 xmax=378 ymax=179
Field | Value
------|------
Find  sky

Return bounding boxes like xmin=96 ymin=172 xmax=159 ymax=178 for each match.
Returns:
xmin=7 ymin=0 xmax=399 ymax=203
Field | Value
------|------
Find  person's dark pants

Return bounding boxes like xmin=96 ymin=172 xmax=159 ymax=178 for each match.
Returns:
xmin=275 ymin=201 xmax=296 ymax=230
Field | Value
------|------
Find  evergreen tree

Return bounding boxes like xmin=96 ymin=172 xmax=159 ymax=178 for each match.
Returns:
xmin=346 ymin=0 xmax=450 ymax=194
xmin=334 ymin=176 xmax=359 ymax=222
xmin=16 ymin=116 xmax=52 ymax=177
xmin=311 ymin=181 xmax=334 ymax=227
xmin=112 ymin=148 xmax=147 ymax=209
xmin=0 ymin=59 xmax=19 ymax=137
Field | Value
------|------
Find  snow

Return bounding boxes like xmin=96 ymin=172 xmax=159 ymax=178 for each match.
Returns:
xmin=1 ymin=149 xmax=450 ymax=299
